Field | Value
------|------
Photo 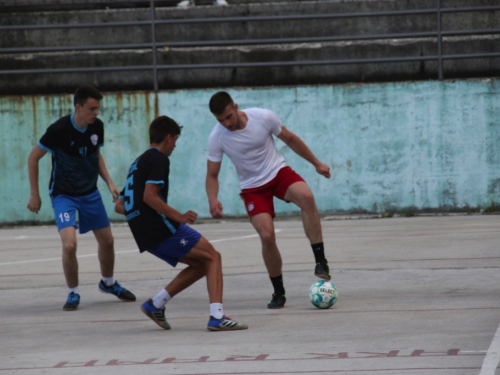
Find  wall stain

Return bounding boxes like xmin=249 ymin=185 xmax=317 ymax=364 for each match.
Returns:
xmin=31 ymin=96 xmax=37 ymax=139
xmin=154 ymin=92 xmax=159 ymax=118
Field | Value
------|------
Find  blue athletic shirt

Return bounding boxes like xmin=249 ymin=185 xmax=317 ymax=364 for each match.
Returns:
xmin=38 ymin=114 xmax=104 ymax=197
xmin=120 ymin=147 xmax=180 ymax=252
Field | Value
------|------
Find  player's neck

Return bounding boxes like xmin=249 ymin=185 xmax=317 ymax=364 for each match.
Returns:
xmin=237 ymin=111 xmax=248 ymax=129
xmin=73 ymin=113 xmax=88 ymax=129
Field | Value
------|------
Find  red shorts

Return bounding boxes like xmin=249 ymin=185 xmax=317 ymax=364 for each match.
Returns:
xmin=240 ymin=166 xmax=305 ymax=218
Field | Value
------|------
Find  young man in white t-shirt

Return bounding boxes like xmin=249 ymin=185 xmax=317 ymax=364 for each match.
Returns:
xmin=206 ymin=91 xmax=332 ymax=309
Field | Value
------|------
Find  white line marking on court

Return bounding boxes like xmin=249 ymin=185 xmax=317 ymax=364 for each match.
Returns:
xmin=479 ymin=321 xmax=500 ymax=375
xmin=0 ymin=231 xmax=278 ymax=267
xmin=0 ymin=229 xmax=258 ymax=241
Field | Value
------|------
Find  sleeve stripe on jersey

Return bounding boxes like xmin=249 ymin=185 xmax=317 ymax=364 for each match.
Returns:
xmin=37 ymin=141 xmax=53 ymax=154
xmin=146 ymin=180 xmax=165 ymax=186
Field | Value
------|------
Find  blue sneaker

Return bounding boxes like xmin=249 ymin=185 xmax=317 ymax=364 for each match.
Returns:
xmin=140 ymin=299 xmax=171 ymax=330
xmin=207 ymin=315 xmax=248 ymax=331
xmin=98 ymin=280 xmax=136 ymax=302
xmin=63 ymin=292 xmax=80 ymax=311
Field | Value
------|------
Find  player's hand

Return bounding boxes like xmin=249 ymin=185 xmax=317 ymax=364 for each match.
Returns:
xmin=27 ymin=194 xmax=42 ymax=214
xmin=316 ymin=162 xmax=331 ymax=179
xmin=181 ymin=210 xmax=198 ymax=224
xmin=209 ymin=199 xmax=223 ymax=219
xmin=108 ymin=183 xmax=120 ymax=202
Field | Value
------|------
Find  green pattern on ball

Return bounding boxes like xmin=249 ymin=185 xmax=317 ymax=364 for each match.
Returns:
xmin=309 ymin=280 xmax=338 ymax=309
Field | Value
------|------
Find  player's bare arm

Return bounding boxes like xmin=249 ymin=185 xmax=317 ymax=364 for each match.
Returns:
xmin=27 ymin=145 xmax=47 ymax=213
xmin=277 ymin=126 xmax=331 ymax=179
xmin=144 ymin=183 xmax=197 ymax=224
xmin=98 ymin=149 xmax=120 ymax=201
xmin=206 ymin=160 xmax=224 ymax=218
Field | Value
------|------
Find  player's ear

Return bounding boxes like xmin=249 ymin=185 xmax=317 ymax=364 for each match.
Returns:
xmin=165 ymin=134 xmax=174 ymax=144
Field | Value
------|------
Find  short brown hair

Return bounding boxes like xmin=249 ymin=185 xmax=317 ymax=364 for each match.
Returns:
xmin=209 ymin=91 xmax=234 ymax=115
xmin=73 ymin=85 xmax=102 ymax=107
xmin=149 ymin=116 xmax=183 ymax=144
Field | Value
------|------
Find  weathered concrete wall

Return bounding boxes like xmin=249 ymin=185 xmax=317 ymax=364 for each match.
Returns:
xmin=1 ymin=78 xmax=499 ymax=225
xmin=1 ymin=0 xmax=499 ymax=94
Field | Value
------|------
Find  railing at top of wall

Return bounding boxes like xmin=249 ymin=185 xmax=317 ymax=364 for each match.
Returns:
xmin=0 ymin=1 xmax=499 ymax=90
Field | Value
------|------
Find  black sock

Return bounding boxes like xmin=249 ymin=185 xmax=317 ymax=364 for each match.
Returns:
xmin=311 ymin=242 xmax=326 ymax=263
xmin=270 ymin=274 xmax=285 ymax=296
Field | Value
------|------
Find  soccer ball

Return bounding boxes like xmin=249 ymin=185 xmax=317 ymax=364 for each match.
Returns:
xmin=309 ymin=280 xmax=338 ymax=309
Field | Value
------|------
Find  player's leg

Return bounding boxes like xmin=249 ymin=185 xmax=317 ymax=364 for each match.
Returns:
xmin=181 ymin=237 xmax=247 ymax=331
xmin=140 ymin=256 xmax=206 ymax=331
xmin=91 ymin=226 xmax=136 ymax=301
xmin=250 ymin=212 xmax=287 ymax=309
xmin=79 ymin=191 xmax=135 ymax=301
xmin=52 ymin=195 xmax=81 ymax=311
xmin=241 ymin=183 xmax=287 ymax=309
xmin=142 ymin=226 xmax=247 ymax=331
xmin=283 ymin=181 xmax=322 ymax=243
xmin=250 ymin=213 xmax=282 ymax=277
xmin=59 ymin=226 xmax=79 ymax=289
xmin=93 ymin=226 xmax=114 ymax=278
xmin=283 ymin=181 xmax=331 ymax=280
xmin=180 ymin=236 xmax=222 ymax=303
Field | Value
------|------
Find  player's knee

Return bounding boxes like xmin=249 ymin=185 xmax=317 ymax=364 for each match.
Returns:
xmin=62 ymin=241 xmax=77 ymax=254
xmin=210 ymin=248 xmax=222 ymax=264
xmin=259 ymin=230 xmax=276 ymax=246
xmin=298 ymin=189 xmax=316 ymax=208
xmin=98 ymin=235 xmax=114 ymax=250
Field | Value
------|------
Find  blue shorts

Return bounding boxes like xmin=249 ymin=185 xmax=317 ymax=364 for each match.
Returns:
xmin=51 ymin=190 xmax=110 ymax=234
xmin=147 ymin=224 xmax=202 ymax=267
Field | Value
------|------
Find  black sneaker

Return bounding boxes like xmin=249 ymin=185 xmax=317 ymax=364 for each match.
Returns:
xmin=98 ymin=280 xmax=136 ymax=302
xmin=314 ymin=260 xmax=331 ymax=281
xmin=63 ymin=292 xmax=80 ymax=311
xmin=267 ymin=293 xmax=286 ymax=309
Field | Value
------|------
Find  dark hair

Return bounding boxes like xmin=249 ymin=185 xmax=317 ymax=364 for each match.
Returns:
xmin=209 ymin=91 xmax=234 ymax=115
xmin=73 ymin=85 xmax=103 ymax=107
xmin=149 ymin=116 xmax=183 ymax=144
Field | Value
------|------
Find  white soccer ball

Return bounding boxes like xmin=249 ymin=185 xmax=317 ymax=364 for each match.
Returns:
xmin=309 ymin=280 xmax=338 ymax=309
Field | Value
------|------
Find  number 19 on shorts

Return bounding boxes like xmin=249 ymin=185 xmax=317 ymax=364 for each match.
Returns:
xmin=59 ymin=212 xmax=70 ymax=223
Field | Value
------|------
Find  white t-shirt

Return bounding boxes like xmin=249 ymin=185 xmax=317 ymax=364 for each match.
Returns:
xmin=208 ymin=108 xmax=287 ymax=189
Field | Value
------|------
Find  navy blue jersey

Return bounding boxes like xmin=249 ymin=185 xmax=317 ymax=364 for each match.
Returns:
xmin=121 ymin=147 xmax=180 ymax=252
xmin=38 ymin=114 xmax=104 ymax=197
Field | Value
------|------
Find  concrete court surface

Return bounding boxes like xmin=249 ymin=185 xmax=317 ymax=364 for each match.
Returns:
xmin=0 ymin=214 xmax=499 ymax=375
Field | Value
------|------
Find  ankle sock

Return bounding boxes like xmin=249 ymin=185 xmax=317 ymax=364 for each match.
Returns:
xmin=311 ymin=242 xmax=326 ymax=263
xmin=101 ymin=276 xmax=115 ymax=287
xmin=210 ymin=303 xmax=224 ymax=319
xmin=270 ymin=274 xmax=285 ymax=296
xmin=152 ymin=289 xmax=171 ymax=309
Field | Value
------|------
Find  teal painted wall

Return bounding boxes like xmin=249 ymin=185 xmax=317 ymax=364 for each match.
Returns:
xmin=1 ymin=79 xmax=499 ymax=225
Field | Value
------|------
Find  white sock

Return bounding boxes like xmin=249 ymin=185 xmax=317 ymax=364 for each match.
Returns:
xmin=101 ymin=276 xmax=115 ymax=287
xmin=210 ymin=303 xmax=224 ymax=319
xmin=68 ymin=287 xmax=79 ymax=295
xmin=152 ymin=289 xmax=171 ymax=309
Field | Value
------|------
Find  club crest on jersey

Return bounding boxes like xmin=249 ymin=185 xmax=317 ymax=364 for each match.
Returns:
xmin=180 ymin=239 xmax=188 ymax=246
xmin=247 ymin=202 xmax=255 ymax=212
xmin=90 ymin=134 xmax=99 ymax=146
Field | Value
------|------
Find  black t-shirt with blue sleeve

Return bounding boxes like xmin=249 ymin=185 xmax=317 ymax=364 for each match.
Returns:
xmin=38 ymin=114 xmax=103 ymax=197
xmin=120 ymin=147 xmax=180 ymax=252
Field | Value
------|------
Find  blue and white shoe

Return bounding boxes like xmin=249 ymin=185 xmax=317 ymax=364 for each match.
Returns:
xmin=63 ymin=292 xmax=80 ymax=311
xmin=207 ymin=315 xmax=248 ymax=331
xmin=98 ymin=280 xmax=136 ymax=302
xmin=140 ymin=299 xmax=171 ymax=330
